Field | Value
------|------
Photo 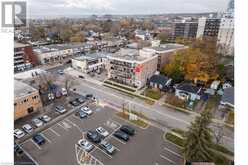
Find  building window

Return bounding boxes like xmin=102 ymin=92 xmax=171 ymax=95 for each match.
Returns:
xmin=27 ymin=107 xmax=34 ymax=114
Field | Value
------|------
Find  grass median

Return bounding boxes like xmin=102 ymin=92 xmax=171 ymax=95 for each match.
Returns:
xmin=116 ymin=111 xmax=148 ymax=128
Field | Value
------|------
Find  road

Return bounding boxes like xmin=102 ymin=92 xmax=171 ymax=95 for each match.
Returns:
xmin=72 ymin=79 xmax=234 ymax=152
xmin=44 ymin=64 xmax=234 ymax=152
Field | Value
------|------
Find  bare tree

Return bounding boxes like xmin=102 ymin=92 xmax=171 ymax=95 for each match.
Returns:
xmin=212 ymin=123 xmax=225 ymax=144
xmin=64 ymin=75 xmax=77 ymax=92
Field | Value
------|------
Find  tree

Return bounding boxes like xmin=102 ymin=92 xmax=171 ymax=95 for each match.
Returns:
xmin=161 ymin=52 xmax=185 ymax=83
xmin=183 ymin=110 xmax=214 ymax=162
xmin=212 ymin=123 xmax=225 ymax=144
xmin=158 ymin=32 xmax=170 ymax=44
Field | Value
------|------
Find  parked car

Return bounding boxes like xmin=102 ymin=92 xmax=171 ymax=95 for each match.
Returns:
xmin=32 ymin=118 xmax=43 ymax=128
xmin=14 ymin=129 xmax=25 ymax=139
xmin=22 ymin=124 xmax=33 ymax=133
xmin=14 ymin=143 xmax=23 ymax=154
xmin=96 ymin=127 xmax=109 ymax=138
xmin=78 ymin=75 xmax=84 ymax=79
xmin=55 ymin=105 xmax=67 ymax=114
xmin=69 ymin=100 xmax=80 ymax=106
xmin=85 ymin=94 xmax=93 ymax=99
xmin=80 ymin=106 xmax=93 ymax=115
xmin=75 ymin=110 xmax=87 ymax=119
xmin=32 ymin=134 xmax=46 ymax=145
xmin=48 ymin=93 xmax=55 ymax=100
xmin=61 ymin=88 xmax=68 ymax=96
xmin=86 ymin=130 xmax=101 ymax=143
xmin=76 ymin=97 xmax=86 ymax=104
xmin=100 ymin=140 xmax=115 ymax=154
xmin=114 ymin=130 xmax=129 ymax=141
xmin=77 ymin=139 xmax=94 ymax=152
xmin=39 ymin=115 xmax=51 ymax=123
xmin=120 ymin=125 xmax=135 ymax=136
xmin=58 ymin=70 xmax=64 ymax=75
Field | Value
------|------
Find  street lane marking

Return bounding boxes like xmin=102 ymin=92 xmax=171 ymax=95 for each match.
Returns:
xmin=30 ymin=139 xmax=42 ymax=150
xmin=163 ymin=147 xmax=183 ymax=158
xmin=113 ymin=145 xmax=120 ymax=151
xmin=160 ymin=154 xmax=176 ymax=165
xmin=76 ymin=80 xmax=191 ymax=125
xmin=71 ymin=114 xmax=82 ymax=121
xmin=49 ymin=128 xmax=61 ymax=137
xmin=40 ymin=133 xmax=52 ymax=143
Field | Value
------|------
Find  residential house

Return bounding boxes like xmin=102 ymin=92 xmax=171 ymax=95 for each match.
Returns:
xmin=175 ymin=83 xmax=202 ymax=101
xmin=149 ymin=74 xmax=172 ymax=91
xmin=220 ymin=87 xmax=234 ymax=109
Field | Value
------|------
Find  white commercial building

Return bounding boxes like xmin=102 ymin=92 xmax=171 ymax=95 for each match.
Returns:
xmin=107 ymin=49 xmax=158 ymax=89
xmin=71 ymin=53 xmax=110 ymax=73
xmin=217 ymin=17 xmax=234 ymax=56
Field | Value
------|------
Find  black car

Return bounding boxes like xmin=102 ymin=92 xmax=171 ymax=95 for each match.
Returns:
xmin=78 ymin=75 xmax=84 ymax=79
xmin=14 ymin=143 xmax=23 ymax=155
xmin=85 ymin=94 xmax=93 ymax=99
xmin=69 ymin=100 xmax=80 ymax=106
xmin=120 ymin=125 xmax=135 ymax=136
xmin=87 ymin=130 xmax=101 ymax=143
xmin=76 ymin=97 xmax=86 ymax=104
xmin=113 ymin=130 xmax=129 ymax=141
xmin=32 ymin=134 xmax=46 ymax=145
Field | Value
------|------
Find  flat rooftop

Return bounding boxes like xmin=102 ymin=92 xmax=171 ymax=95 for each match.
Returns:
xmin=14 ymin=42 xmax=29 ymax=48
xmin=110 ymin=49 xmax=149 ymax=62
xmin=72 ymin=52 xmax=112 ymax=61
xmin=33 ymin=43 xmax=87 ymax=54
xmin=147 ymin=43 xmax=187 ymax=52
xmin=14 ymin=80 xmax=38 ymax=98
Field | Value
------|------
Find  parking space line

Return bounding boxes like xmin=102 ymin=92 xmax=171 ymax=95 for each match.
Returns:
xmin=111 ymin=136 xmax=126 ymax=144
xmin=71 ymin=114 xmax=81 ymax=121
xmin=19 ymin=145 xmax=39 ymax=165
xmin=163 ymin=147 xmax=183 ymax=158
xmin=160 ymin=154 xmax=176 ymax=165
xmin=30 ymin=139 xmax=42 ymax=150
xmin=113 ymin=145 xmax=120 ymax=151
xmin=57 ymin=123 xmax=69 ymax=131
xmin=92 ymin=144 xmax=112 ymax=159
xmin=40 ymin=133 xmax=52 ymax=143
xmin=49 ymin=128 xmax=61 ymax=137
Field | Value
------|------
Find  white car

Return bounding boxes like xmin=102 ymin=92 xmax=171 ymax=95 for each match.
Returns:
xmin=14 ymin=129 xmax=25 ymax=139
xmin=78 ymin=139 xmax=94 ymax=152
xmin=32 ymin=118 xmax=43 ymax=128
xmin=61 ymin=88 xmax=68 ymax=96
xmin=39 ymin=115 xmax=51 ymax=123
xmin=22 ymin=124 xmax=33 ymax=133
xmin=96 ymin=127 xmax=109 ymax=138
xmin=80 ymin=106 xmax=93 ymax=115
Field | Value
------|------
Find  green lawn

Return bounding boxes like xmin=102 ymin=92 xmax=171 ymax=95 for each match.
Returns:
xmin=144 ymin=88 xmax=161 ymax=100
xmin=104 ymin=80 xmax=136 ymax=92
xmin=165 ymin=132 xmax=184 ymax=147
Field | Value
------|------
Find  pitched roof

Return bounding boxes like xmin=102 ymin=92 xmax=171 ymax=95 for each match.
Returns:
xmin=149 ymin=75 xmax=170 ymax=85
xmin=221 ymin=87 xmax=234 ymax=106
xmin=176 ymin=83 xmax=201 ymax=94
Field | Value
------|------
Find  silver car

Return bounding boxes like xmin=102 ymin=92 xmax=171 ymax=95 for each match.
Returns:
xmin=78 ymin=139 xmax=94 ymax=152
xmin=100 ymin=140 xmax=115 ymax=154
xmin=22 ymin=124 xmax=33 ymax=133
xmin=32 ymin=118 xmax=43 ymax=128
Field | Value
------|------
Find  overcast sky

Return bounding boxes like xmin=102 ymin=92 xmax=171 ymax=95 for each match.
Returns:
xmin=27 ymin=0 xmax=230 ymax=17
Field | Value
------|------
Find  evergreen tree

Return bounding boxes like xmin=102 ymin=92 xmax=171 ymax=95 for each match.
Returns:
xmin=183 ymin=110 xmax=214 ymax=162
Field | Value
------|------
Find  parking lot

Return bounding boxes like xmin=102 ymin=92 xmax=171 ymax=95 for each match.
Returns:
xmin=15 ymin=100 xmax=184 ymax=165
